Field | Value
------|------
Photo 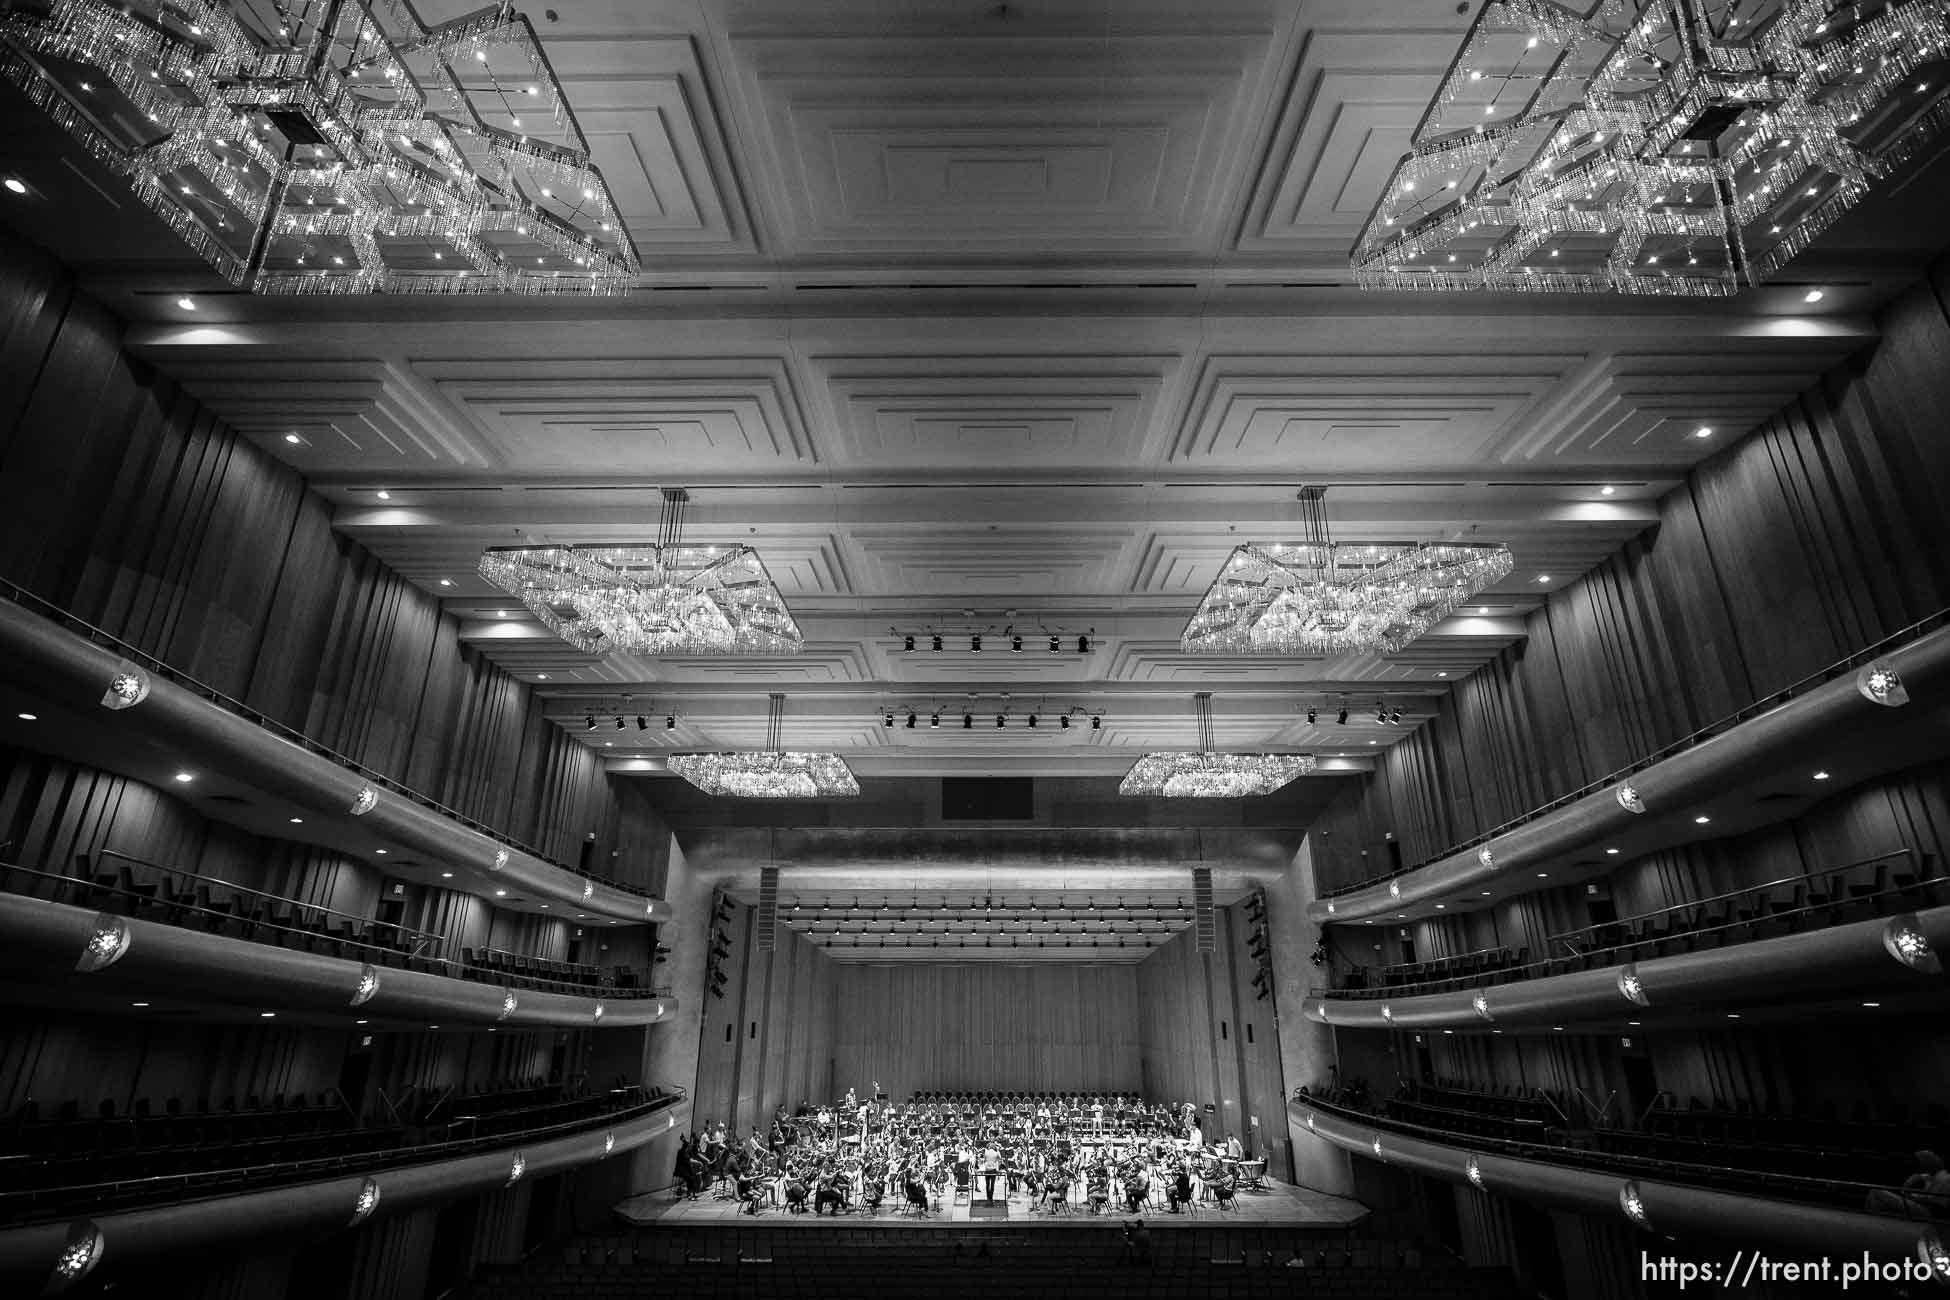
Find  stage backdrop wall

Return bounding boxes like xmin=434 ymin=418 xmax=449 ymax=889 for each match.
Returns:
xmin=829 ymin=964 xmax=1140 ymax=1101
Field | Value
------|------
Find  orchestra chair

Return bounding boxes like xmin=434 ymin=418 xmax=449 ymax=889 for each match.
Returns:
xmin=953 ymin=1166 xmax=972 ymax=1204
xmin=901 ymin=1181 xmax=930 ymax=1218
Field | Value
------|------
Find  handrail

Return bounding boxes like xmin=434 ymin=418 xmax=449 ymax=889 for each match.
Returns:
xmin=0 ymin=1088 xmax=682 ymax=1219
xmin=0 ymin=859 xmax=661 ymax=1000
xmin=0 ymin=578 xmax=648 ymax=899
xmin=1324 ymin=604 xmax=1950 ymax=899
xmin=1290 ymin=1092 xmax=1907 ymax=1206
xmin=1314 ymin=863 xmax=1930 ymax=1000
xmin=1543 ymin=848 xmax=1916 ymax=954
xmin=95 ymin=847 xmax=443 ymax=957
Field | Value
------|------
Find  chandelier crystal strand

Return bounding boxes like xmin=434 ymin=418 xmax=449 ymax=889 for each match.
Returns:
xmin=1182 ymin=488 xmax=1511 ymax=656
xmin=668 ymin=693 xmax=859 ymax=798
xmin=0 ymin=0 xmax=637 ymax=294
xmin=478 ymin=489 xmax=803 ymax=656
xmin=1350 ymin=0 xmax=1950 ymax=295
xmin=1119 ymin=692 xmax=1317 ymax=798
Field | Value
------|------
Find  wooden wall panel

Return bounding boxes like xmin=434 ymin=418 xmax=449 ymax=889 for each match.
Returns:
xmin=691 ymin=900 xmax=838 ymax=1135
xmin=830 ymin=964 xmax=1139 ymax=1101
xmin=1315 ymin=260 xmax=1950 ymax=894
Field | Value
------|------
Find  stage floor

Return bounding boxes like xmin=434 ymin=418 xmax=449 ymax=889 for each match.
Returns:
xmin=616 ymin=1178 xmax=1367 ymax=1231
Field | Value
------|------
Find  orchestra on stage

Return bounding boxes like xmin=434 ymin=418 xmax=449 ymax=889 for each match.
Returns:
xmin=670 ymin=1087 xmax=1267 ymax=1217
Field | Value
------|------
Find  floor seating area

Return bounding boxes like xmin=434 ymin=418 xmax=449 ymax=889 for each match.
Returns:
xmin=0 ymin=1081 xmax=667 ymax=1224
xmin=0 ymin=854 xmax=659 ymax=998
xmin=1326 ymin=849 xmax=1942 ymax=1000
xmin=459 ymin=1231 xmax=1527 ymax=1300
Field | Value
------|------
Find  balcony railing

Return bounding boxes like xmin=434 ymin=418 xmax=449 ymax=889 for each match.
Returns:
xmin=0 ymin=855 xmax=662 ymax=1000
xmin=1291 ymin=1089 xmax=1911 ymax=1216
xmin=1324 ymin=605 xmax=1950 ymax=900
xmin=1318 ymin=848 xmax=1937 ymax=1000
xmin=0 ymin=1085 xmax=682 ymax=1225
xmin=0 ymin=578 xmax=648 ymax=899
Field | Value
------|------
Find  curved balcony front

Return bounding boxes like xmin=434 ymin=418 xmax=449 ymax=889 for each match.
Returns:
xmin=0 ymin=880 xmax=677 ymax=1030
xmin=0 ymin=1089 xmax=688 ymax=1293
xmin=0 ymin=591 xmax=670 ymax=925
xmin=1289 ymin=1095 xmax=1943 ymax=1267
xmin=1304 ymin=901 xmax=1950 ymax=1032
xmin=1311 ymin=615 xmax=1950 ymax=924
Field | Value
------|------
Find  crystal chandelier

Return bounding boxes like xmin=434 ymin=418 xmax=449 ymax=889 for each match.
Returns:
xmin=1119 ymin=693 xmax=1316 ymax=798
xmin=1181 ymin=488 xmax=1512 ymax=656
xmin=479 ymin=489 xmax=803 ymax=656
xmin=0 ymin=0 xmax=635 ymax=294
xmin=669 ymin=694 xmax=859 ymax=799
xmin=1351 ymin=0 xmax=1950 ymax=295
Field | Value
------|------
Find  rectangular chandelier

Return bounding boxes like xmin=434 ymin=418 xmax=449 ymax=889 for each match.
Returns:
xmin=1351 ymin=0 xmax=1950 ymax=294
xmin=1180 ymin=489 xmax=1512 ymax=656
xmin=1119 ymin=693 xmax=1317 ymax=799
xmin=0 ymin=0 xmax=636 ymax=294
xmin=478 ymin=490 xmax=802 ymax=656
xmin=667 ymin=695 xmax=858 ymax=799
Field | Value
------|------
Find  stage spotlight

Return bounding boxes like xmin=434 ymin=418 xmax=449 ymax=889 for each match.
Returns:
xmin=584 ymin=715 xmax=597 ymax=731
xmin=1307 ymin=706 xmax=1317 ymax=724
xmin=636 ymin=715 xmax=648 ymax=730
xmin=1012 ymin=634 xmax=1023 ymax=653
xmin=1390 ymin=708 xmax=1403 ymax=725
xmin=665 ymin=715 xmax=676 ymax=730
xmin=884 ymin=712 xmax=895 ymax=727
xmin=615 ymin=715 xmax=626 ymax=730
xmin=903 ymin=634 xmax=915 ymax=651
xmin=963 ymin=713 xmax=973 ymax=729
xmin=931 ymin=634 xmax=943 ymax=652
xmin=1049 ymin=634 xmax=1061 ymax=653
xmin=1060 ymin=714 xmax=1071 ymax=730
xmin=1336 ymin=707 xmax=1348 ymax=725
xmin=971 ymin=634 xmax=982 ymax=652
xmin=1091 ymin=715 xmax=1101 ymax=730
xmin=906 ymin=712 xmax=917 ymax=729
xmin=996 ymin=714 xmax=1006 ymax=728
xmin=1027 ymin=713 xmax=1038 ymax=728
xmin=930 ymin=712 xmax=940 ymax=729
xmin=714 ymin=898 xmax=734 ymax=920
xmin=1077 ymin=634 xmax=1090 ymax=653
xmin=1374 ymin=704 xmax=1386 ymax=724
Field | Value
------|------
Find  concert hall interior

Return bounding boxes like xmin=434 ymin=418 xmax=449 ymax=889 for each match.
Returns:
xmin=5 ymin=0 xmax=1950 ymax=1297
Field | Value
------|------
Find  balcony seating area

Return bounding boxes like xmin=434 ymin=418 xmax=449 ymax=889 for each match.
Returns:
xmin=908 ymin=1091 xmax=1133 ymax=1105
xmin=1323 ymin=849 xmax=1940 ymax=1000
xmin=0 ymin=1080 xmax=669 ymax=1224
xmin=459 ymin=1230 xmax=1528 ymax=1300
xmin=1385 ymin=1080 xmax=1565 ymax=1145
xmin=0 ymin=854 xmax=662 ymax=999
xmin=1592 ymin=1096 xmax=1946 ymax=1193
xmin=1297 ymin=1082 xmax=1924 ymax=1215
xmin=1338 ymin=947 xmax=1526 ymax=992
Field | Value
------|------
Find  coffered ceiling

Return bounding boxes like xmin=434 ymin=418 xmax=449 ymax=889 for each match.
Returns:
xmin=4 ymin=0 xmax=1947 ymax=836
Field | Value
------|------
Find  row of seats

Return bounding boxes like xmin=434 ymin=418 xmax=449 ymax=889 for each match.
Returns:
xmin=1 ymin=856 xmax=661 ymax=998
xmin=1644 ymin=1097 xmax=1948 ymax=1158
xmin=1328 ymin=854 xmax=1944 ymax=999
xmin=908 ymin=1092 xmax=1136 ymax=1105
xmin=1592 ymin=1129 xmax=1914 ymax=1194
xmin=1386 ymin=1083 xmax=1562 ymax=1147
xmin=0 ymin=1084 xmax=667 ymax=1218
xmin=4 ymin=1092 xmax=352 ymax=1158
xmin=1342 ymin=947 xmax=1526 ymax=992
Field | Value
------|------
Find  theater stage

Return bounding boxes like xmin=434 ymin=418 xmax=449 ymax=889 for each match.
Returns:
xmin=615 ymin=1178 xmax=1366 ymax=1231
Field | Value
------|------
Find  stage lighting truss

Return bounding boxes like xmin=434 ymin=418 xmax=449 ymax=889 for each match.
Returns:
xmin=880 ymin=695 xmax=1103 ymax=733
xmin=0 ymin=0 xmax=639 ymax=294
xmin=1350 ymin=0 xmax=1950 ymax=296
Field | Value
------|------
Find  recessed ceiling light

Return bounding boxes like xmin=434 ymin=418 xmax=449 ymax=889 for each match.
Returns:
xmin=1627 ymin=1020 xmax=1641 ymax=1027
xmin=356 ymin=1019 xmax=368 ymax=1025
xmin=16 ymin=712 xmax=35 ymax=721
xmin=540 ymin=903 xmax=549 ymax=909
xmin=1605 ymin=847 xmax=1620 ymax=855
xmin=131 ymin=1001 xmax=150 ymax=1008
xmin=494 ymin=609 xmax=509 ymax=618
xmin=176 ymin=295 xmax=196 ymax=310
xmin=1693 ymin=425 xmax=1713 ymax=439
xmin=1861 ymin=1001 xmax=1880 ymax=1008
xmin=536 ymin=674 xmax=548 ymax=680
xmin=374 ymin=849 xmax=388 ymax=855
xmin=1813 ymin=770 xmax=1830 ymax=780
xmin=1694 ymin=814 xmax=1711 ymax=824
xmin=1477 ymin=606 xmax=1489 ymax=615
xmin=1367 ymin=740 xmax=1377 ymax=745
xmin=1600 ymin=485 xmax=1616 ymax=496
xmin=260 ymin=1011 xmax=276 ymax=1018
xmin=438 ymin=578 xmax=453 ymax=587
xmin=283 ymin=433 xmax=304 ymax=445
xmin=1726 ymin=1013 xmax=1740 ymax=1019
xmin=1535 ymin=574 xmax=1551 ymax=583
xmin=1536 ymin=872 xmax=1548 ymax=878
xmin=289 ymin=817 xmax=303 ymax=825
xmin=2 ymin=177 xmax=26 ymax=194
xmin=1804 ymin=289 xmax=1825 ymax=303
xmin=1436 ymin=671 xmax=1449 ymax=678
xmin=1481 ymin=890 xmax=1491 ymax=895
xmin=376 ymin=489 xmax=391 ymax=500
xmin=1435 ymin=903 xmax=1445 ymax=909
xmin=495 ymin=889 xmax=507 ymax=896
xmin=173 ymin=771 xmax=194 ymax=783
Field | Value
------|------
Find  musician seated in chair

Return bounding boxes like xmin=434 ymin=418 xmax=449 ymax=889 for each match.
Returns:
xmin=736 ymin=1170 xmax=766 ymax=1215
xmin=1211 ymin=1166 xmax=1238 ymax=1210
xmin=1124 ymin=1165 xmax=1150 ymax=1215
xmin=815 ymin=1168 xmax=849 ymax=1215
xmin=782 ymin=1168 xmax=811 ymax=1213
xmin=1087 ymin=1162 xmax=1111 ymax=1213
xmin=902 ymin=1168 xmax=932 ymax=1216
xmin=1167 ymin=1163 xmax=1195 ymax=1213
